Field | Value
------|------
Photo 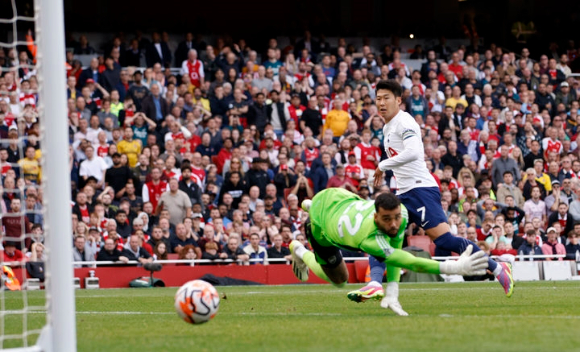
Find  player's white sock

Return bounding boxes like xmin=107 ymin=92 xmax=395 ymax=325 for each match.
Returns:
xmin=294 ymin=244 xmax=308 ymax=259
xmin=492 ymin=265 xmax=503 ymax=277
xmin=367 ymin=281 xmax=382 ymax=287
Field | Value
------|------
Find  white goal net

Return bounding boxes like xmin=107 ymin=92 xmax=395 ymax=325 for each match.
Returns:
xmin=0 ymin=0 xmax=76 ymax=351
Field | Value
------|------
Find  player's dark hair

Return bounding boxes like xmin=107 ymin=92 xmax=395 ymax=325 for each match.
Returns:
xmin=375 ymin=79 xmax=403 ymax=98
xmin=375 ymin=192 xmax=400 ymax=212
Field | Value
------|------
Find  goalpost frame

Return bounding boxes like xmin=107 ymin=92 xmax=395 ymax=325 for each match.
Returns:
xmin=35 ymin=0 xmax=77 ymax=351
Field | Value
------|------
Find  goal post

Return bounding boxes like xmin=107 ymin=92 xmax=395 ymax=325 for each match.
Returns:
xmin=35 ymin=0 xmax=76 ymax=352
xmin=1 ymin=0 xmax=76 ymax=350
xmin=36 ymin=0 xmax=77 ymax=351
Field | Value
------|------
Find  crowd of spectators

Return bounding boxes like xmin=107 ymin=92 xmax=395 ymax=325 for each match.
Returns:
xmin=2 ymin=30 xmax=580 ymax=269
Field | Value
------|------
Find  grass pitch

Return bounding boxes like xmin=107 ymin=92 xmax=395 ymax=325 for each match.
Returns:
xmin=3 ymin=281 xmax=580 ymax=352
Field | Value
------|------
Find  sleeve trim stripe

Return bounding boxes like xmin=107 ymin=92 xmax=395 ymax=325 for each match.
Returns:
xmin=376 ymin=235 xmax=394 ymax=257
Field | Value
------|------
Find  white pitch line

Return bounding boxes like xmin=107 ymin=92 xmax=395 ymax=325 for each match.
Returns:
xmin=4 ymin=310 xmax=580 ymax=320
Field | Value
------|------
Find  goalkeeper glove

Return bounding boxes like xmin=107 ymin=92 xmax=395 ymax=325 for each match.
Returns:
xmin=380 ymin=282 xmax=409 ymax=316
xmin=439 ymin=245 xmax=487 ymax=276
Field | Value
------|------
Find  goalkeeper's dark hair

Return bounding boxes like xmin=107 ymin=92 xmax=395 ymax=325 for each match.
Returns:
xmin=375 ymin=79 xmax=403 ymax=98
xmin=375 ymin=192 xmax=400 ymax=212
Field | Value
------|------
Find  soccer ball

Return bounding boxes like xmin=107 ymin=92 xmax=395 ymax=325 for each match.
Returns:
xmin=174 ymin=280 xmax=220 ymax=324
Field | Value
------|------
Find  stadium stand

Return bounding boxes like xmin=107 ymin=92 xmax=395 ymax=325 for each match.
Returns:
xmin=2 ymin=29 xmax=580 ymax=281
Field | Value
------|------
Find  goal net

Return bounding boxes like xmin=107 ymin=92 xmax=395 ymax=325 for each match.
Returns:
xmin=0 ymin=0 xmax=76 ymax=351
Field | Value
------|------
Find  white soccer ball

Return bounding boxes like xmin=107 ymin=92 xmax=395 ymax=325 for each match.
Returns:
xmin=174 ymin=280 xmax=220 ymax=324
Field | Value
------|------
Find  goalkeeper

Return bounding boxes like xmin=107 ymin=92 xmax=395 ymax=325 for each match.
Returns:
xmin=290 ymin=188 xmax=487 ymax=316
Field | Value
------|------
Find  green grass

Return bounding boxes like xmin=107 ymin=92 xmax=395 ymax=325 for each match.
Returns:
xmin=2 ymin=281 xmax=580 ymax=352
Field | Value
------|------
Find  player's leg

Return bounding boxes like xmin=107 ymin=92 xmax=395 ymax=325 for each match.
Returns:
xmin=290 ymin=219 xmax=348 ymax=286
xmin=347 ymin=256 xmax=385 ymax=302
xmin=401 ymin=188 xmax=514 ymax=297
xmin=426 ymin=222 xmax=513 ymax=297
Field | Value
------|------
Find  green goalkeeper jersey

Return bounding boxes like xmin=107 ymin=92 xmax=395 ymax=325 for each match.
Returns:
xmin=309 ymin=188 xmax=408 ymax=253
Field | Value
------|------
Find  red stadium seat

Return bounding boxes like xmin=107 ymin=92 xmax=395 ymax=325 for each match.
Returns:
xmin=407 ymin=236 xmax=433 ymax=255
xmin=162 ymin=253 xmax=179 ymax=266
xmin=429 ymin=242 xmax=436 ymax=257
xmin=354 ymin=260 xmax=369 ymax=283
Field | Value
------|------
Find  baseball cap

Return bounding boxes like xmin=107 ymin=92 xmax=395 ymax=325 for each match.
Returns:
xmin=252 ymin=157 xmax=265 ymax=163
xmin=561 ymin=82 xmax=569 ymax=88
xmin=348 ymin=151 xmax=356 ymax=157
xmin=547 ymin=227 xmax=557 ymax=233
xmin=191 ymin=213 xmax=203 ymax=219
xmin=86 ymin=78 xmax=95 ymax=84
xmin=552 ymin=179 xmax=561 ymax=186
xmin=291 ymin=93 xmax=300 ymax=99
xmin=88 ymin=227 xmax=100 ymax=233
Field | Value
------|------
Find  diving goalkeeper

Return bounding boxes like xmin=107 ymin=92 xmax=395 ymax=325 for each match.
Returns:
xmin=290 ymin=188 xmax=487 ymax=316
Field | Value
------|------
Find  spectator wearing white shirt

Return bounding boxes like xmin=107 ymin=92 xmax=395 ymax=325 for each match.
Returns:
xmin=243 ymin=233 xmax=268 ymax=265
xmin=85 ymin=115 xmax=102 ymax=146
xmin=523 ymin=185 xmax=547 ymax=225
xmin=79 ymin=145 xmax=107 ymax=189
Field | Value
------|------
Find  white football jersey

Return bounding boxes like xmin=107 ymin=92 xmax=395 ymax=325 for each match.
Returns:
xmin=380 ymin=110 xmax=438 ymax=194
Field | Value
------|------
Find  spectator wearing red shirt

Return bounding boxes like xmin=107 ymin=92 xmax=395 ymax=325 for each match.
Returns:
xmin=72 ymin=192 xmax=92 ymax=224
xmin=344 ymin=152 xmax=364 ymax=187
xmin=2 ymin=199 xmax=32 ymax=250
xmin=142 ymin=167 xmax=168 ymax=210
xmin=301 ymin=137 xmax=319 ymax=169
xmin=448 ymin=52 xmax=464 ymax=79
xmin=490 ymin=241 xmax=517 ymax=257
xmin=215 ymin=138 xmax=233 ymax=175
xmin=2 ymin=242 xmax=24 ymax=262
xmin=326 ymin=164 xmax=357 ymax=192
xmin=354 ymin=129 xmax=380 ymax=173
xmin=288 ymin=94 xmax=306 ymax=128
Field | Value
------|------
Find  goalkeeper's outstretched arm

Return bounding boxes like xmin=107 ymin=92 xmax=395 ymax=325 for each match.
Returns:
xmin=362 ymin=236 xmax=487 ymax=276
